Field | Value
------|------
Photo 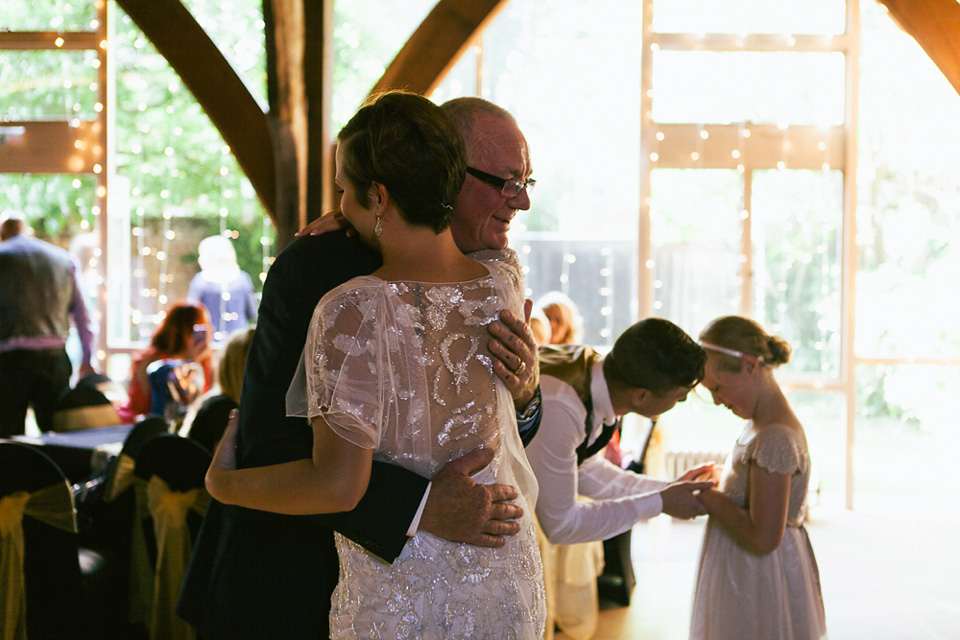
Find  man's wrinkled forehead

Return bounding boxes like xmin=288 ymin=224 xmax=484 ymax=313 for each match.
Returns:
xmin=468 ymin=115 xmax=532 ymax=178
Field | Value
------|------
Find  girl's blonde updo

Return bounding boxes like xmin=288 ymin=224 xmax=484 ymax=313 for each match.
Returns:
xmin=699 ymin=315 xmax=791 ymax=373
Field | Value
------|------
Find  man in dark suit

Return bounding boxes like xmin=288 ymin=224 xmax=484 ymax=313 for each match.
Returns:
xmin=178 ymin=97 xmax=542 ymax=639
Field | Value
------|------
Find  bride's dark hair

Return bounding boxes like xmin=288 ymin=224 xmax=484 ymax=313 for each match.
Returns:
xmin=337 ymin=90 xmax=467 ymax=234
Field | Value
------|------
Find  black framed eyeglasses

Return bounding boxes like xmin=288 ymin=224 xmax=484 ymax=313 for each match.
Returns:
xmin=466 ymin=166 xmax=536 ymax=198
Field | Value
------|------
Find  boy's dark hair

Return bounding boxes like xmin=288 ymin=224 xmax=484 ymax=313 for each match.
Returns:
xmin=603 ymin=317 xmax=706 ymax=396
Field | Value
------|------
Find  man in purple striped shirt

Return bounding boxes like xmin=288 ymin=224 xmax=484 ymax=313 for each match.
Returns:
xmin=0 ymin=212 xmax=96 ymax=436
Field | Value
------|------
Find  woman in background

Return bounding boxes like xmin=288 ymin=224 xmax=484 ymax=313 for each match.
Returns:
xmin=180 ymin=326 xmax=254 ymax=451
xmin=535 ymin=291 xmax=581 ymax=345
xmin=691 ymin=315 xmax=826 ymax=640
xmin=117 ymin=301 xmax=213 ymax=423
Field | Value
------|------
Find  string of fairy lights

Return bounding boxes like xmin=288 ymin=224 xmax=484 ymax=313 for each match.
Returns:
xmin=50 ymin=0 xmax=274 ymax=353
xmin=45 ymin=1 xmax=839 ymax=369
xmin=646 ymin=112 xmax=839 ymax=369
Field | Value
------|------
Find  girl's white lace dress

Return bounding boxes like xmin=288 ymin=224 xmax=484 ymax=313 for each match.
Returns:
xmin=690 ymin=422 xmax=827 ymax=640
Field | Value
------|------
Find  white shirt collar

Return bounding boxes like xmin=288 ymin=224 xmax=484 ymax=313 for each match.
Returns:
xmin=589 ymin=357 xmax=617 ymax=440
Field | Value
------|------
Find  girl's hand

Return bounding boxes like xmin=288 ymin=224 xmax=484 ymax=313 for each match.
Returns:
xmin=678 ymin=462 xmax=721 ymax=485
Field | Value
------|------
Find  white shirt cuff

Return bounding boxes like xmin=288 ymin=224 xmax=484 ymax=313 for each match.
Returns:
xmin=406 ymin=481 xmax=432 ymax=537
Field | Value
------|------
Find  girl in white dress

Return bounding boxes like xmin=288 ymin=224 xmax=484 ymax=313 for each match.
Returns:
xmin=206 ymin=91 xmax=545 ymax=639
xmin=690 ymin=316 xmax=827 ymax=640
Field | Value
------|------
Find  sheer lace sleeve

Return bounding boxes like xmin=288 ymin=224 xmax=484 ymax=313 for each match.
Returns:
xmin=750 ymin=423 xmax=808 ymax=476
xmin=288 ymin=277 xmax=433 ymax=471
xmin=471 ymin=248 xmax=524 ymax=316
xmin=298 ymin=282 xmax=382 ymax=449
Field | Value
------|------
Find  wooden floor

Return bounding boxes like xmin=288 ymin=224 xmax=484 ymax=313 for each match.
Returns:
xmin=23 ymin=413 xmax=959 ymax=638
xmin=558 ymin=503 xmax=960 ymax=640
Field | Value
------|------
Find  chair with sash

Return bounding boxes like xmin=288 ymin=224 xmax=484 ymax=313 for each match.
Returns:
xmin=52 ymin=386 xmax=122 ymax=432
xmin=59 ymin=416 xmax=172 ymax=639
xmin=181 ymin=394 xmax=236 ymax=455
xmin=74 ymin=373 xmax=127 ymax=408
xmin=0 ymin=441 xmax=110 ymax=639
xmin=126 ymin=434 xmax=211 ymax=640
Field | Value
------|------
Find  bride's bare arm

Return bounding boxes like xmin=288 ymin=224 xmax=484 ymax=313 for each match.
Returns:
xmin=207 ymin=413 xmax=372 ymax=514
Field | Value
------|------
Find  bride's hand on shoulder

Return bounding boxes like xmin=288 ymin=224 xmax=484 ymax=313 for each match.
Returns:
xmin=295 ymin=210 xmax=355 ymax=238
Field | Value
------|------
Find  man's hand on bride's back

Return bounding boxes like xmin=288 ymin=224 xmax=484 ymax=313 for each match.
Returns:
xmin=420 ymin=447 xmax=523 ymax=548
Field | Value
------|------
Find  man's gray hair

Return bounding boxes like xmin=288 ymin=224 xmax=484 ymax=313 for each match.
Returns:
xmin=441 ymin=97 xmax=516 ymax=156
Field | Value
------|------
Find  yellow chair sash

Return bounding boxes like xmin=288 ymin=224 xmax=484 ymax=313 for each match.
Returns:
xmin=1 ymin=482 xmax=78 ymax=640
xmin=52 ymin=403 xmax=122 ymax=432
xmin=143 ymin=476 xmax=209 ymax=640
xmin=103 ymin=453 xmax=136 ymax=502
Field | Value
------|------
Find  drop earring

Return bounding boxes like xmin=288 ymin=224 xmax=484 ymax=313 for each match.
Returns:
xmin=374 ymin=214 xmax=383 ymax=237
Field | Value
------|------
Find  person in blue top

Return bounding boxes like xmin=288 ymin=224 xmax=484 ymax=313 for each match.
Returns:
xmin=187 ymin=235 xmax=259 ymax=342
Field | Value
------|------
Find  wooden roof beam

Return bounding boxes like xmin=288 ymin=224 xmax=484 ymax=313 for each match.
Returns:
xmin=372 ymin=0 xmax=507 ymax=96
xmin=114 ymin=0 xmax=276 ymax=218
xmin=877 ymin=0 xmax=960 ymax=96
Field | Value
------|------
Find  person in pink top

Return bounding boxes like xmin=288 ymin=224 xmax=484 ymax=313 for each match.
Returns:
xmin=118 ymin=301 xmax=214 ymax=423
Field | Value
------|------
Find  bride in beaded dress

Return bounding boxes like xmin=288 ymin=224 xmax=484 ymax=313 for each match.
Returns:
xmin=205 ymin=90 xmax=545 ymax=639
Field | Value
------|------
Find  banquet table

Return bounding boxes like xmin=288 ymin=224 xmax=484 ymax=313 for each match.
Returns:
xmin=6 ymin=424 xmax=134 ymax=484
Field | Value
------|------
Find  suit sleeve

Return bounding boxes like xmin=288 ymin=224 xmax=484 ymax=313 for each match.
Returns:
xmin=315 ymin=461 xmax=429 ymax=561
xmin=237 ymin=233 xmax=424 ymax=563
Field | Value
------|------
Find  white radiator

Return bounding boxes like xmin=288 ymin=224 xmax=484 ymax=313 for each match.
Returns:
xmin=662 ymin=449 xmax=726 ymax=480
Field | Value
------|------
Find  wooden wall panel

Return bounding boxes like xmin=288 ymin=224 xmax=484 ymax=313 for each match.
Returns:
xmin=0 ymin=121 xmax=99 ymax=173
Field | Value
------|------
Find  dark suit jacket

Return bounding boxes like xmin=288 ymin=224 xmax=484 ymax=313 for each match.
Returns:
xmin=177 ymin=232 xmax=429 ymax=639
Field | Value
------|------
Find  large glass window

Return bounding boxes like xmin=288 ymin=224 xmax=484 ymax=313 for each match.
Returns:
xmin=650 ymin=169 xmax=743 ymax=337
xmin=107 ymin=2 xmax=272 ymax=349
xmin=435 ymin=0 xmax=644 ymax=349
xmin=5 ymin=0 xmax=97 ymax=31
xmin=2 ymin=0 xmax=274 ymax=377
xmin=855 ymin=2 xmax=960 ymax=360
xmin=638 ymin=1 xmax=852 ymax=510
xmin=752 ymin=169 xmax=843 ymax=376
xmin=855 ymin=364 xmax=960 ymax=514
xmin=652 ymin=52 xmax=846 ymax=126
xmin=332 ymin=0 xmax=438 ymax=129
xmin=851 ymin=0 xmax=960 ymax=517
xmin=0 ymin=50 xmax=100 ymax=120
xmin=652 ymin=0 xmax=846 ymax=35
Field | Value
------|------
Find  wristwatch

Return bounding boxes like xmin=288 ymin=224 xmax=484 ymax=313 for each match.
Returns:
xmin=516 ymin=386 xmax=542 ymax=422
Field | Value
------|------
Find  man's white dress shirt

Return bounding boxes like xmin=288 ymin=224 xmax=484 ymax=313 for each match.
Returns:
xmin=526 ymin=358 xmax=669 ymax=545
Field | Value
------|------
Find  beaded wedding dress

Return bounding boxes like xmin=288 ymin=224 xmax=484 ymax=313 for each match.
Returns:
xmin=289 ymin=248 xmax=545 ymax=639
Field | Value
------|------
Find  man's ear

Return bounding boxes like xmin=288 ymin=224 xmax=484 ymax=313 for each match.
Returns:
xmin=630 ymin=387 xmax=649 ymax=412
